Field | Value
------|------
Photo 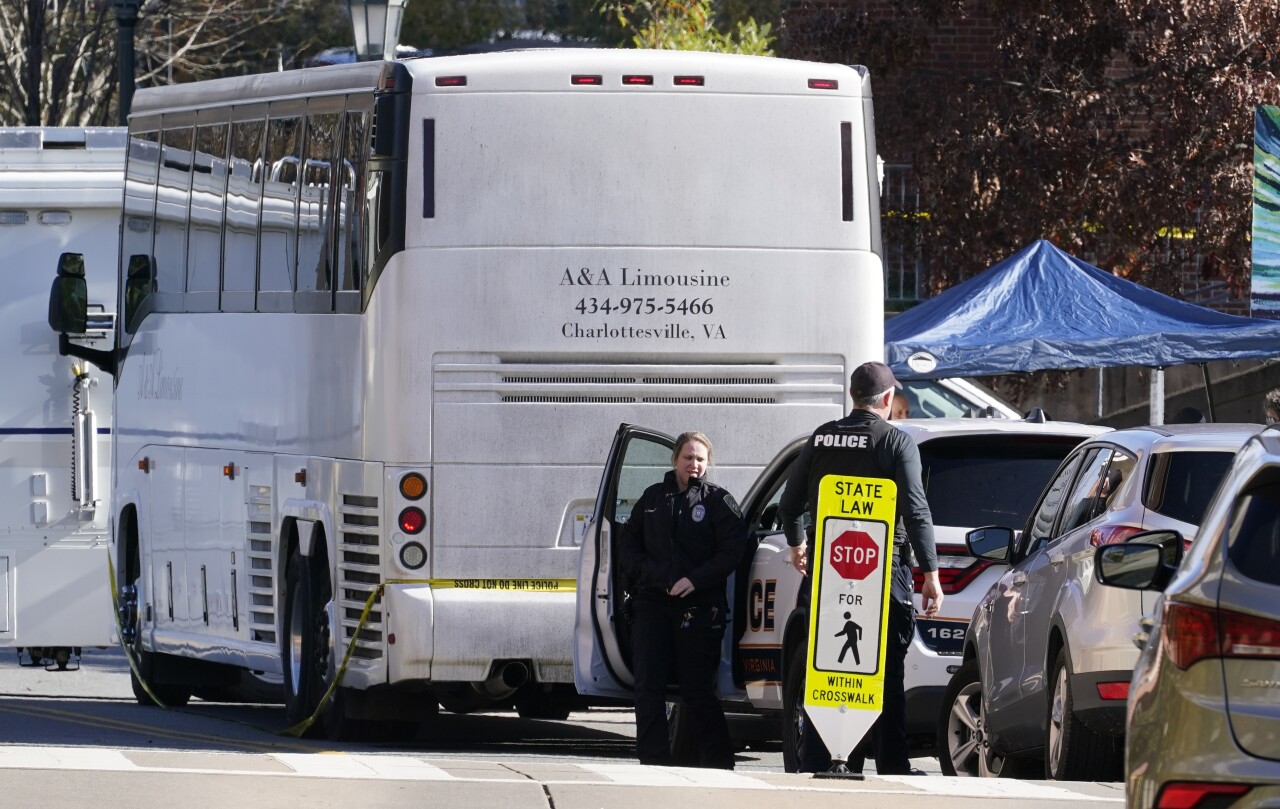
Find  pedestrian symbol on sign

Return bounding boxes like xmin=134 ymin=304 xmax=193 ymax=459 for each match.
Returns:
xmin=835 ymin=613 xmax=862 ymax=665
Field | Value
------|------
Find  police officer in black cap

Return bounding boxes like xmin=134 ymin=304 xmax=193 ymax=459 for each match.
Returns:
xmin=617 ymin=430 xmax=748 ymax=769
xmin=778 ymin=361 xmax=942 ymax=775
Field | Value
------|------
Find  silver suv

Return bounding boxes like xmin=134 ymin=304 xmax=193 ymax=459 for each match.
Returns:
xmin=944 ymin=423 xmax=1262 ymax=780
xmin=1097 ymin=430 xmax=1280 ymax=809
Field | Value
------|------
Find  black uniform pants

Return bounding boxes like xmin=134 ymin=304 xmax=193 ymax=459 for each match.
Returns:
xmin=631 ymin=594 xmax=734 ymax=769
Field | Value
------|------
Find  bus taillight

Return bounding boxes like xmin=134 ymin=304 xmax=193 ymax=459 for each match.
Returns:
xmin=399 ymin=507 xmax=426 ymax=534
xmin=399 ymin=472 xmax=427 ymax=500
xmin=399 ymin=541 xmax=427 ymax=570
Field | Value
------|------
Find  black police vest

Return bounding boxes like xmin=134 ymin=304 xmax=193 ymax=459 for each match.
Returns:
xmin=805 ymin=417 xmax=912 ymax=568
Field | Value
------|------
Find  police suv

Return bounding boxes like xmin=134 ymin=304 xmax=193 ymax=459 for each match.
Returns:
xmin=574 ymin=417 xmax=1106 ymax=768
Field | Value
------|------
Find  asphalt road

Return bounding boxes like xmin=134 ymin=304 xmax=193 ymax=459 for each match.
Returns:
xmin=0 ymin=647 xmax=1126 ymax=809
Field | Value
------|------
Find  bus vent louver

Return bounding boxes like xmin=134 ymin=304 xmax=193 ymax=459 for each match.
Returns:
xmin=338 ymin=493 xmax=384 ymax=660
xmin=245 ymin=484 xmax=276 ymax=644
xmin=435 ymin=357 xmax=846 ymax=407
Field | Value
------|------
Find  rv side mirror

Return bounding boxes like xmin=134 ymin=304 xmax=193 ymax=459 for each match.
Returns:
xmin=48 ymin=252 xmax=88 ymax=334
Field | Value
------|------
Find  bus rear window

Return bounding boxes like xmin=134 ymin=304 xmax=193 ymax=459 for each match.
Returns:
xmin=920 ymin=435 xmax=1084 ymax=528
xmin=1144 ymin=451 xmax=1235 ymax=525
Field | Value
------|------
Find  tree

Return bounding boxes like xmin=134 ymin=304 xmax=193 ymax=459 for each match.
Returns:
xmin=787 ymin=0 xmax=1279 ymax=301
xmin=602 ymin=0 xmax=775 ymax=54
xmin=0 ymin=0 xmax=116 ymax=125
xmin=0 ymin=0 xmax=339 ymax=126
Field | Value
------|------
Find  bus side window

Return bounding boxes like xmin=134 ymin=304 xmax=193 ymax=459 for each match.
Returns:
xmin=186 ymin=122 xmax=228 ymax=312
xmin=155 ymin=123 xmax=194 ymax=311
xmin=258 ymin=115 xmax=302 ymax=312
xmin=120 ymin=128 xmax=160 ymax=335
xmin=297 ymin=110 xmax=341 ymax=311
xmin=224 ymin=118 xmax=265 ymax=312
xmin=335 ymin=108 xmax=369 ymax=313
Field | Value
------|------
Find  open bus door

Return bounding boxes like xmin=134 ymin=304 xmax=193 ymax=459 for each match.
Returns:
xmin=573 ymin=423 xmax=675 ymax=699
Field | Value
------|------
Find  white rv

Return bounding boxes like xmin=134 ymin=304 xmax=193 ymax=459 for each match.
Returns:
xmin=2 ymin=127 xmax=123 ymax=668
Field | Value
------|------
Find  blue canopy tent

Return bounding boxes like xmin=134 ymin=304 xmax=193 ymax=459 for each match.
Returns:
xmin=884 ymin=240 xmax=1280 ymax=421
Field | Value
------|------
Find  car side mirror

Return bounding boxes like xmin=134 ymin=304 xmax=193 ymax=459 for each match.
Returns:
xmin=48 ymin=252 xmax=88 ymax=334
xmin=967 ymin=525 xmax=1014 ymax=562
xmin=1094 ymin=535 xmax=1181 ymax=591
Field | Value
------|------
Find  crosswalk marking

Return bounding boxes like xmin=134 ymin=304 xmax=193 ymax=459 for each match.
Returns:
xmin=876 ymin=774 xmax=1123 ymax=802
xmin=0 ymin=747 xmax=136 ymax=772
xmin=573 ymin=762 xmax=770 ymax=788
xmin=272 ymin=753 xmax=454 ymax=781
xmin=0 ymin=744 xmax=1121 ymax=801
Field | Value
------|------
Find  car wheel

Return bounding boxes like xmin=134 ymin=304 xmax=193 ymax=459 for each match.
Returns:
xmin=781 ymin=641 xmax=809 ymax=773
xmin=1046 ymin=648 xmax=1117 ymax=781
xmin=938 ymin=658 xmax=1004 ymax=777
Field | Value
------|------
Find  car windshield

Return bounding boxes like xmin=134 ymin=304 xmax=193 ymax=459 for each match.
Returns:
xmin=1143 ymin=450 xmax=1236 ymax=525
xmin=901 ymin=380 xmax=988 ymax=418
xmin=920 ymin=434 xmax=1085 ymax=527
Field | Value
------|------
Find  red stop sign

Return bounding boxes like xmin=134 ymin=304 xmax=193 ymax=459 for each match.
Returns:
xmin=828 ymin=531 xmax=881 ymax=580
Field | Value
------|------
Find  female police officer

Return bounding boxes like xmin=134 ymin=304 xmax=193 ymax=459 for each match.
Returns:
xmin=617 ymin=431 xmax=748 ymax=769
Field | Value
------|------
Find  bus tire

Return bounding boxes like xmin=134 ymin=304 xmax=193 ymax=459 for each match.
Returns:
xmin=322 ymin=687 xmax=376 ymax=742
xmin=283 ymin=551 xmax=329 ymax=731
xmin=126 ymin=572 xmax=191 ymax=708
xmin=129 ymin=659 xmax=192 ymax=708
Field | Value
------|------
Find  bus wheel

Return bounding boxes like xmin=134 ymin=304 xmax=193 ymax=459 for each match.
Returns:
xmin=283 ymin=552 xmax=329 ymax=731
xmin=126 ymin=576 xmax=191 ymax=708
xmin=322 ymin=687 xmax=376 ymax=742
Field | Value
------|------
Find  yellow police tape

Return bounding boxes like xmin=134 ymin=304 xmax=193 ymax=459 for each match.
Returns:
xmin=108 ymin=558 xmax=575 ymax=737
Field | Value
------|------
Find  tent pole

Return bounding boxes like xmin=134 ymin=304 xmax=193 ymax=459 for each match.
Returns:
xmin=1201 ymin=363 xmax=1216 ymax=422
xmin=1150 ymin=368 xmax=1165 ymax=425
xmin=1096 ymin=368 xmax=1104 ymax=420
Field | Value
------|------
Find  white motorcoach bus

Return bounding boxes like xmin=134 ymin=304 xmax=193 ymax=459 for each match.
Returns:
xmin=50 ymin=50 xmax=884 ymax=737
xmin=4 ymin=127 xmax=122 ymax=668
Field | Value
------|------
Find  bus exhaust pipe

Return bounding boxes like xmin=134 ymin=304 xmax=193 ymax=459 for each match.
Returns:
xmin=474 ymin=661 xmax=529 ymax=699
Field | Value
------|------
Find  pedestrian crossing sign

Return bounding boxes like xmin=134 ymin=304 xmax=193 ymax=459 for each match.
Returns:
xmin=803 ymin=474 xmax=896 ymax=761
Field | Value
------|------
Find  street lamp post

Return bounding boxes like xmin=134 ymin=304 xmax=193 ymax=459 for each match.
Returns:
xmin=347 ymin=0 xmax=408 ymax=61
xmin=113 ymin=0 xmax=141 ymax=126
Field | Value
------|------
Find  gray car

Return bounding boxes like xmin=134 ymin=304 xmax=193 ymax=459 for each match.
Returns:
xmin=1097 ymin=429 xmax=1280 ymax=809
xmin=944 ymin=424 xmax=1261 ymax=781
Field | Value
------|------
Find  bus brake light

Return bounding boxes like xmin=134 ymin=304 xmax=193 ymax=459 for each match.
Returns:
xmin=400 ymin=507 xmax=426 ymax=534
xmin=808 ymin=79 xmax=839 ymax=90
xmin=674 ymin=76 xmax=705 ymax=86
xmin=572 ymin=75 xmax=603 ymax=85
xmin=436 ymin=76 xmax=467 ymax=87
xmin=623 ymin=75 xmax=654 ymax=85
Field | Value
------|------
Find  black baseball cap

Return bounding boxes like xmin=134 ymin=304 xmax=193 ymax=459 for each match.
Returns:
xmin=850 ymin=361 xmax=902 ymax=397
